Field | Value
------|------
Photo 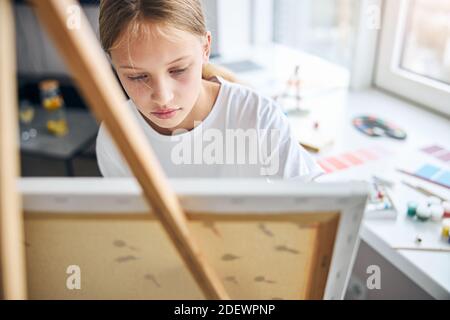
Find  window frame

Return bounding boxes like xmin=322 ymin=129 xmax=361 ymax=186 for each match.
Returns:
xmin=375 ymin=0 xmax=450 ymax=117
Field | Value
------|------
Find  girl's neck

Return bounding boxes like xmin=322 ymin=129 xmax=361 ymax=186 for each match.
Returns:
xmin=142 ymin=79 xmax=220 ymax=135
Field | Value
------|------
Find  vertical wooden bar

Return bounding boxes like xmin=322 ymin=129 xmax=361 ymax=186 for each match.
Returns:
xmin=28 ymin=0 xmax=229 ymax=299
xmin=303 ymin=215 xmax=339 ymax=299
xmin=0 ymin=0 xmax=28 ymax=299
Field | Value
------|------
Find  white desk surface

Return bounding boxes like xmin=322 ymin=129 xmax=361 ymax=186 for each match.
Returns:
xmin=319 ymin=89 xmax=450 ymax=300
xmin=218 ymin=44 xmax=450 ymax=299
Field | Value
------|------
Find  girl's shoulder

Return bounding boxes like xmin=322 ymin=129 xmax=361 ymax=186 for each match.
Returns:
xmin=216 ymin=76 xmax=278 ymax=110
xmin=215 ymin=76 xmax=285 ymax=127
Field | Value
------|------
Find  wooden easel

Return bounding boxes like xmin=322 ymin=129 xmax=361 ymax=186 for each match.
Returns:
xmin=0 ymin=0 xmax=228 ymax=300
xmin=0 ymin=0 xmax=28 ymax=300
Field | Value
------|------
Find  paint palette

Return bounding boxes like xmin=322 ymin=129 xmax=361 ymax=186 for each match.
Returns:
xmin=353 ymin=116 xmax=407 ymax=140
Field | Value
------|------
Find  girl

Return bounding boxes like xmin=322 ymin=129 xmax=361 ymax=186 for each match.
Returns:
xmin=96 ymin=0 xmax=323 ymax=180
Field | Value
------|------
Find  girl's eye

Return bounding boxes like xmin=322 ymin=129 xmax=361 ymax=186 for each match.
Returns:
xmin=170 ymin=68 xmax=187 ymax=76
xmin=128 ymin=75 xmax=148 ymax=82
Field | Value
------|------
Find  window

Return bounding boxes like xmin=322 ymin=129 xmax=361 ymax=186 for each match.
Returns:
xmin=400 ymin=0 xmax=450 ymax=85
xmin=375 ymin=0 xmax=450 ymax=116
xmin=273 ymin=0 xmax=359 ymax=68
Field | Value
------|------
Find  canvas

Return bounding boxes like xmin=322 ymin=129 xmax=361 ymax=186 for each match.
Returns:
xmin=21 ymin=178 xmax=367 ymax=299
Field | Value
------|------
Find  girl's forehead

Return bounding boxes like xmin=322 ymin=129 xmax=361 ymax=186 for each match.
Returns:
xmin=111 ymin=22 xmax=202 ymax=67
xmin=113 ymin=21 xmax=200 ymax=52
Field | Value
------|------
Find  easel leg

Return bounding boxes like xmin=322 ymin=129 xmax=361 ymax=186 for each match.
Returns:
xmin=0 ymin=0 xmax=28 ymax=300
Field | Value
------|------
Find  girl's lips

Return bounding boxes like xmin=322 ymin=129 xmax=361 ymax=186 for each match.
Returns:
xmin=150 ymin=108 xmax=181 ymax=120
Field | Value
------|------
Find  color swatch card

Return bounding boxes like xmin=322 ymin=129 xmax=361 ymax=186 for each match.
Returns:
xmin=317 ymin=145 xmax=393 ymax=174
xmin=420 ymin=144 xmax=450 ymax=164
xmin=400 ymin=163 xmax=450 ymax=189
xmin=397 ymin=147 xmax=450 ymax=189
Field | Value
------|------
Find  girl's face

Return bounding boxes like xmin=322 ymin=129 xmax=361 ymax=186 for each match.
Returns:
xmin=110 ymin=23 xmax=210 ymax=131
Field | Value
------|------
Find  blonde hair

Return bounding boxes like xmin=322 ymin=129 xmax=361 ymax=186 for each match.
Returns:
xmin=99 ymin=0 xmax=238 ymax=83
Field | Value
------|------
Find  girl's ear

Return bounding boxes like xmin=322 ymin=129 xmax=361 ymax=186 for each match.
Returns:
xmin=202 ymin=31 xmax=212 ymax=64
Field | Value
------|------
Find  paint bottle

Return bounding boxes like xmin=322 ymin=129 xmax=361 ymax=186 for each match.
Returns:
xmin=39 ymin=80 xmax=69 ymax=136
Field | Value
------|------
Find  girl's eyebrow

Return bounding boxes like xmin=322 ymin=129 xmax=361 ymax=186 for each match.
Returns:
xmin=119 ymin=55 xmax=190 ymax=70
xmin=166 ymin=55 xmax=190 ymax=65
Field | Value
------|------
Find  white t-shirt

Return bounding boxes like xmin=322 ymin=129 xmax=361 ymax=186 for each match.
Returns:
xmin=96 ymin=76 xmax=324 ymax=180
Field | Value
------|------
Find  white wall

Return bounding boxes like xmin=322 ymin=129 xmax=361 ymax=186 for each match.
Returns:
xmin=15 ymin=3 xmax=99 ymax=75
xmin=214 ymin=0 xmax=252 ymax=57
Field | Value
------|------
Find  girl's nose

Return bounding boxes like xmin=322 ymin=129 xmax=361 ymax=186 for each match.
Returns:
xmin=151 ymin=81 xmax=174 ymax=106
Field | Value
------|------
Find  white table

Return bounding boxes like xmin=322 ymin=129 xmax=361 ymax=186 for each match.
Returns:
xmin=324 ymin=89 xmax=450 ymax=300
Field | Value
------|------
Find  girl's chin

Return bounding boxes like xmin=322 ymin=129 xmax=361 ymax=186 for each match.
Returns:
xmin=150 ymin=115 xmax=184 ymax=130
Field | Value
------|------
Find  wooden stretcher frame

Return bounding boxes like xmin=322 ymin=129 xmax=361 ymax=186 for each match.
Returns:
xmin=20 ymin=178 xmax=367 ymax=300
